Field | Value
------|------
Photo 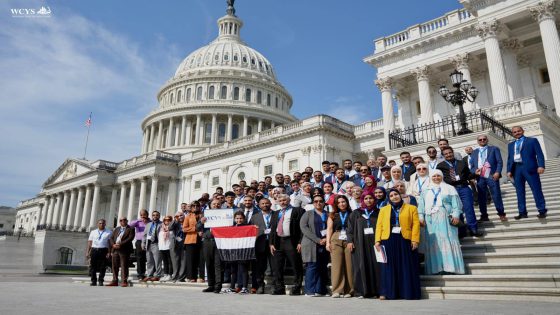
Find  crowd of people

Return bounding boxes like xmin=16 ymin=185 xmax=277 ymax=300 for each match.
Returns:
xmin=86 ymin=125 xmax=547 ymax=299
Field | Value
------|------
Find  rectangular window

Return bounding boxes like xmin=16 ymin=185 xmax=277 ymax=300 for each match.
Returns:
xmin=194 ymin=180 xmax=201 ymax=190
xmin=416 ymin=101 xmax=421 ymax=115
xmin=540 ymin=68 xmax=550 ymax=84
xmin=288 ymin=159 xmax=298 ymax=172
xmin=212 ymin=176 xmax=220 ymax=186
xmin=264 ymin=164 xmax=273 ymax=176
xmin=0 ymin=224 xmax=4 ymax=228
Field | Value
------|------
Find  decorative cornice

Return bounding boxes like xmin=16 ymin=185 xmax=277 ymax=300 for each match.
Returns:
xmin=202 ymin=170 xmax=210 ymax=177
xmin=374 ymin=76 xmax=393 ymax=92
xmin=275 ymin=153 xmax=285 ymax=162
xmin=529 ymin=0 xmax=557 ymax=22
xmin=251 ymin=159 xmax=260 ymax=167
xmin=221 ymin=166 xmax=228 ymax=173
xmin=500 ymin=38 xmax=522 ymax=52
xmin=517 ymin=54 xmax=531 ymax=67
xmin=410 ymin=65 xmax=431 ymax=81
xmin=475 ymin=19 xmax=501 ymax=39
xmin=449 ymin=53 xmax=470 ymax=70
xmin=299 ymin=146 xmax=311 ymax=155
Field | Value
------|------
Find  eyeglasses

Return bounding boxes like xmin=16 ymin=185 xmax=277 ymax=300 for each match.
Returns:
xmin=478 ymin=138 xmax=488 ymax=141
xmin=360 ymin=169 xmax=368 ymax=172
xmin=417 ymin=167 xmax=427 ymax=170
xmin=313 ymin=200 xmax=325 ymax=204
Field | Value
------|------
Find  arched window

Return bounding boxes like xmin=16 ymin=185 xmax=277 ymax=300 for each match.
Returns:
xmin=247 ymin=125 xmax=253 ymax=135
xmin=191 ymin=123 xmax=197 ymax=144
xmin=197 ymin=86 xmax=203 ymax=101
xmin=218 ymin=123 xmax=226 ymax=143
xmin=170 ymin=93 xmax=174 ymax=104
xmin=221 ymin=86 xmax=227 ymax=99
xmin=257 ymin=91 xmax=262 ymax=104
xmin=204 ymin=123 xmax=212 ymax=144
xmin=233 ymin=87 xmax=240 ymax=100
xmin=57 ymin=247 xmax=73 ymax=265
xmin=242 ymin=56 xmax=247 ymax=63
xmin=232 ymin=124 xmax=239 ymax=139
xmin=224 ymin=54 xmax=229 ymax=61
xmin=233 ymin=54 xmax=238 ymax=62
xmin=267 ymin=94 xmax=271 ymax=106
xmin=245 ymin=88 xmax=251 ymax=102
xmin=177 ymin=90 xmax=182 ymax=102
xmin=186 ymin=88 xmax=191 ymax=103
xmin=208 ymin=86 xmax=215 ymax=100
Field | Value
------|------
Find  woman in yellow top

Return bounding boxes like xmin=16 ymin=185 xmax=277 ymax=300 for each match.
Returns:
xmin=374 ymin=188 xmax=421 ymax=300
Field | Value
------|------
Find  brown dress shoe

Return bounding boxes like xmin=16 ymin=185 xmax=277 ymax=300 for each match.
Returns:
xmin=151 ymin=277 xmax=160 ymax=282
xmin=106 ymin=281 xmax=119 ymax=287
xmin=121 ymin=282 xmax=129 ymax=287
xmin=250 ymin=288 xmax=257 ymax=294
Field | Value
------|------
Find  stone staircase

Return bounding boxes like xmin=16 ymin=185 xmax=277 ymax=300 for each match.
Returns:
xmin=421 ymin=157 xmax=560 ymax=302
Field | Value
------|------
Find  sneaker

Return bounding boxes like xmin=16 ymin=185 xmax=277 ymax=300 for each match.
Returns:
xmin=221 ymin=288 xmax=234 ymax=294
xmin=343 ymin=294 xmax=353 ymax=298
xmin=240 ymin=288 xmax=249 ymax=294
xmin=331 ymin=293 xmax=340 ymax=298
xmin=314 ymin=293 xmax=326 ymax=297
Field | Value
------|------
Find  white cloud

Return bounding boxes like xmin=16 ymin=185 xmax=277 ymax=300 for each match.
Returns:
xmin=0 ymin=6 xmax=180 ymax=206
xmin=324 ymin=95 xmax=371 ymax=125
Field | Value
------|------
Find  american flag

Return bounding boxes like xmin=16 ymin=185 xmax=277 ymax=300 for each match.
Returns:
xmin=85 ymin=113 xmax=92 ymax=127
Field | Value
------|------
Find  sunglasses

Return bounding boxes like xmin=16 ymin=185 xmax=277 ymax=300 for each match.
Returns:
xmin=478 ymin=138 xmax=488 ymax=141
xmin=119 ymin=219 xmax=127 ymax=222
xmin=417 ymin=167 xmax=427 ymax=170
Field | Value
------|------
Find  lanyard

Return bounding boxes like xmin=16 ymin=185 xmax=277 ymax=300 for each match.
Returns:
xmin=318 ymin=211 xmax=327 ymax=230
xmin=264 ymin=213 xmax=271 ymax=229
xmin=119 ymin=227 xmax=125 ymax=236
xmin=339 ymin=212 xmax=348 ymax=230
xmin=431 ymin=188 xmax=442 ymax=206
xmin=335 ymin=181 xmax=344 ymax=192
xmin=428 ymin=160 xmax=437 ymax=170
xmin=97 ymin=230 xmax=105 ymax=241
xmin=417 ymin=177 xmax=427 ymax=193
xmin=515 ymin=137 xmax=524 ymax=154
xmin=391 ymin=206 xmax=400 ymax=226
xmin=364 ymin=209 xmax=373 ymax=228
xmin=445 ymin=160 xmax=457 ymax=171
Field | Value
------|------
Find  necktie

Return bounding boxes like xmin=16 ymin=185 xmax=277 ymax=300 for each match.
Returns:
xmin=276 ymin=209 xmax=286 ymax=236
xmin=245 ymin=210 xmax=250 ymax=222
xmin=449 ymin=165 xmax=456 ymax=181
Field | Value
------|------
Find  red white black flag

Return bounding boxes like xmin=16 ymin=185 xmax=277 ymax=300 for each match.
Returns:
xmin=212 ymin=225 xmax=257 ymax=262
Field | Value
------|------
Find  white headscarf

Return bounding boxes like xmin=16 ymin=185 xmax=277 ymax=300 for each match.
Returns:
xmin=428 ymin=169 xmax=459 ymax=196
xmin=408 ymin=163 xmax=431 ymax=197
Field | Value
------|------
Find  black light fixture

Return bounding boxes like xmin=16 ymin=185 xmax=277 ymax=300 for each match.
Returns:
xmin=438 ymin=69 xmax=478 ymax=135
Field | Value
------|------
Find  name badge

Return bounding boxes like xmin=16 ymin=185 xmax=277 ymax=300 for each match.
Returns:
xmin=364 ymin=227 xmax=374 ymax=235
xmin=430 ymin=206 xmax=440 ymax=214
xmin=320 ymin=229 xmax=327 ymax=237
xmin=392 ymin=226 xmax=402 ymax=234
xmin=338 ymin=230 xmax=347 ymax=240
xmin=264 ymin=228 xmax=271 ymax=235
xmin=514 ymin=153 xmax=521 ymax=162
xmin=455 ymin=175 xmax=460 ymax=181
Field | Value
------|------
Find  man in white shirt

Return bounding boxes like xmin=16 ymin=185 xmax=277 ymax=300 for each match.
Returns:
xmin=86 ymin=219 xmax=111 ymax=286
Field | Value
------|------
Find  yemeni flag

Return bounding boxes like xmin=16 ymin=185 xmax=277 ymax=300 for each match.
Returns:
xmin=212 ymin=225 xmax=257 ymax=262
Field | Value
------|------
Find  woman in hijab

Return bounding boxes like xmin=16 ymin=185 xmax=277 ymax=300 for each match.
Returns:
xmin=374 ymin=187 xmax=388 ymax=209
xmin=383 ymin=166 xmax=403 ymax=190
xmin=375 ymin=189 xmax=421 ymax=300
xmin=346 ymin=191 xmax=381 ymax=298
xmin=359 ymin=175 xmax=377 ymax=208
xmin=407 ymin=163 xmax=430 ymax=198
xmin=394 ymin=180 xmax=417 ymax=207
xmin=417 ymin=169 xmax=465 ymax=275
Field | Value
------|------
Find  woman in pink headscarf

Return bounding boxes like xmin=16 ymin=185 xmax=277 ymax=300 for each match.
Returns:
xmin=360 ymin=175 xmax=377 ymax=208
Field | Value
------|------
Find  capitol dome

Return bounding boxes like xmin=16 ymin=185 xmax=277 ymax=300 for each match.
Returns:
xmin=140 ymin=2 xmax=296 ymax=155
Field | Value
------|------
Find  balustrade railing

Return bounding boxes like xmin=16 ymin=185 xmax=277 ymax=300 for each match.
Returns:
xmin=388 ymin=110 xmax=513 ymax=149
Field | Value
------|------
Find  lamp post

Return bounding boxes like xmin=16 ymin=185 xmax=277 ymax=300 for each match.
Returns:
xmin=438 ymin=69 xmax=479 ymax=135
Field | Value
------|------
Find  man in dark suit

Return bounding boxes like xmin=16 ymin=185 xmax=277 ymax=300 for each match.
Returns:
xmin=400 ymin=151 xmax=416 ymax=182
xmin=470 ymin=135 xmax=507 ymax=221
xmin=107 ymin=217 xmax=135 ymax=287
xmin=352 ymin=165 xmax=370 ymax=188
xmin=437 ymin=146 xmax=483 ymax=237
xmin=241 ymin=195 xmax=260 ymax=224
xmin=507 ymin=126 xmax=547 ymax=219
xmin=249 ymin=197 xmax=274 ymax=294
xmin=269 ymin=194 xmax=305 ymax=295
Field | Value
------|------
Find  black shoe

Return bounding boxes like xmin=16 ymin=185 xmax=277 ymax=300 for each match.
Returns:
xmin=202 ymin=287 xmax=215 ymax=293
xmin=537 ymin=213 xmax=547 ymax=219
xmin=271 ymin=289 xmax=286 ymax=295
xmin=290 ymin=286 xmax=302 ymax=296
xmin=98 ymin=282 xmax=103 ymax=287
xmin=90 ymin=282 xmax=97 ymax=286
xmin=477 ymin=215 xmax=490 ymax=222
xmin=469 ymin=229 xmax=484 ymax=237
xmin=514 ymin=214 xmax=528 ymax=220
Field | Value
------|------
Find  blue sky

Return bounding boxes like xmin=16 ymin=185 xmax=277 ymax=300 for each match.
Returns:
xmin=0 ymin=0 xmax=461 ymax=207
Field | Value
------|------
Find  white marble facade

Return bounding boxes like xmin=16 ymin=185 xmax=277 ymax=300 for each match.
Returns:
xmin=16 ymin=1 xmax=560 ymax=242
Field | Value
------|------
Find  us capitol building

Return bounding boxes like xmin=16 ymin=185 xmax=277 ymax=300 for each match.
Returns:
xmin=15 ymin=0 xmax=560 ymax=269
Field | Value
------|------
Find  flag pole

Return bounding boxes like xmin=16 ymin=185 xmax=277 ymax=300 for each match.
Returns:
xmin=83 ymin=112 xmax=92 ymax=160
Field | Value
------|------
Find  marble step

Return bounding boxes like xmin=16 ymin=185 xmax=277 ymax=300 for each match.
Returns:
xmin=478 ymin=220 xmax=560 ymax=234
xmin=478 ymin=213 xmax=560 ymax=227
xmin=422 ymin=286 xmax=560 ymax=302
xmin=462 ymin=249 xmax=560 ymax=263
xmin=460 ymin=239 xmax=560 ymax=254
xmin=466 ymin=262 xmax=560 ymax=275
xmin=461 ymin=228 xmax=560 ymax=244
xmin=420 ymin=274 xmax=560 ymax=288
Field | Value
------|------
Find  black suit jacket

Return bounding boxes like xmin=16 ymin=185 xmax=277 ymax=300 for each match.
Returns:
xmin=249 ymin=211 xmax=272 ymax=253
xmin=437 ymin=159 xmax=471 ymax=186
xmin=401 ymin=163 xmax=416 ymax=181
xmin=269 ymin=206 xmax=305 ymax=249
xmin=109 ymin=225 xmax=135 ymax=253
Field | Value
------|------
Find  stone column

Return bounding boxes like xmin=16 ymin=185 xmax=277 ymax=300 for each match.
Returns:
xmin=271 ymin=121 xmax=275 ymax=128
xmin=157 ymin=120 xmax=164 ymax=149
xmin=375 ymin=76 xmax=395 ymax=150
xmin=530 ymin=1 xmax=560 ymax=114
xmin=517 ymin=55 xmax=537 ymax=97
xmin=65 ymin=189 xmax=77 ymax=230
xmin=476 ymin=19 xmax=510 ymax=104
xmin=36 ymin=203 xmax=44 ymax=230
xmin=40 ymin=196 xmax=50 ymax=227
xmin=51 ymin=192 xmax=62 ymax=229
xmin=107 ymin=186 xmax=118 ymax=228
xmin=257 ymin=119 xmax=263 ymax=132
xmin=88 ymin=183 xmax=101 ymax=231
xmin=167 ymin=177 xmax=178 ymax=216
xmin=127 ymin=179 xmax=137 ymax=221
xmin=450 ymin=53 xmax=475 ymax=111
xmin=211 ymin=114 xmax=217 ymax=145
xmin=195 ymin=114 xmax=201 ymax=145
xmin=410 ymin=66 xmax=435 ymax=123
xmin=226 ymin=114 xmax=233 ymax=141
xmin=80 ymin=185 xmax=93 ymax=231
xmin=185 ymin=119 xmax=192 ymax=146
xmin=179 ymin=115 xmax=186 ymax=146
xmin=46 ymin=194 xmax=56 ymax=228
xmin=149 ymin=175 xmax=159 ymax=214
xmin=167 ymin=118 xmax=174 ymax=148
xmin=500 ymin=38 xmax=523 ymax=101
xmin=58 ymin=190 xmax=70 ymax=230
xmin=138 ymin=177 xmax=148 ymax=216
xmin=73 ymin=187 xmax=84 ymax=231
xmin=117 ymin=182 xmax=128 ymax=220
xmin=149 ymin=124 xmax=155 ymax=152
xmin=141 ymin=129 xmax=148 ymax=154
xmin=243 ymin=116 xmax=248 ymax=137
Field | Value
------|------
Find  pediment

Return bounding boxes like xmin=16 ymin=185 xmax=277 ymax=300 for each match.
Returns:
xmin=43 ymin=159 xmax=95 ymax=187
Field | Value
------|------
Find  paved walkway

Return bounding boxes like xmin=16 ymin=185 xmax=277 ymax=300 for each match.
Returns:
xmin=0 ymin=237 xmax=558 ymax=314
